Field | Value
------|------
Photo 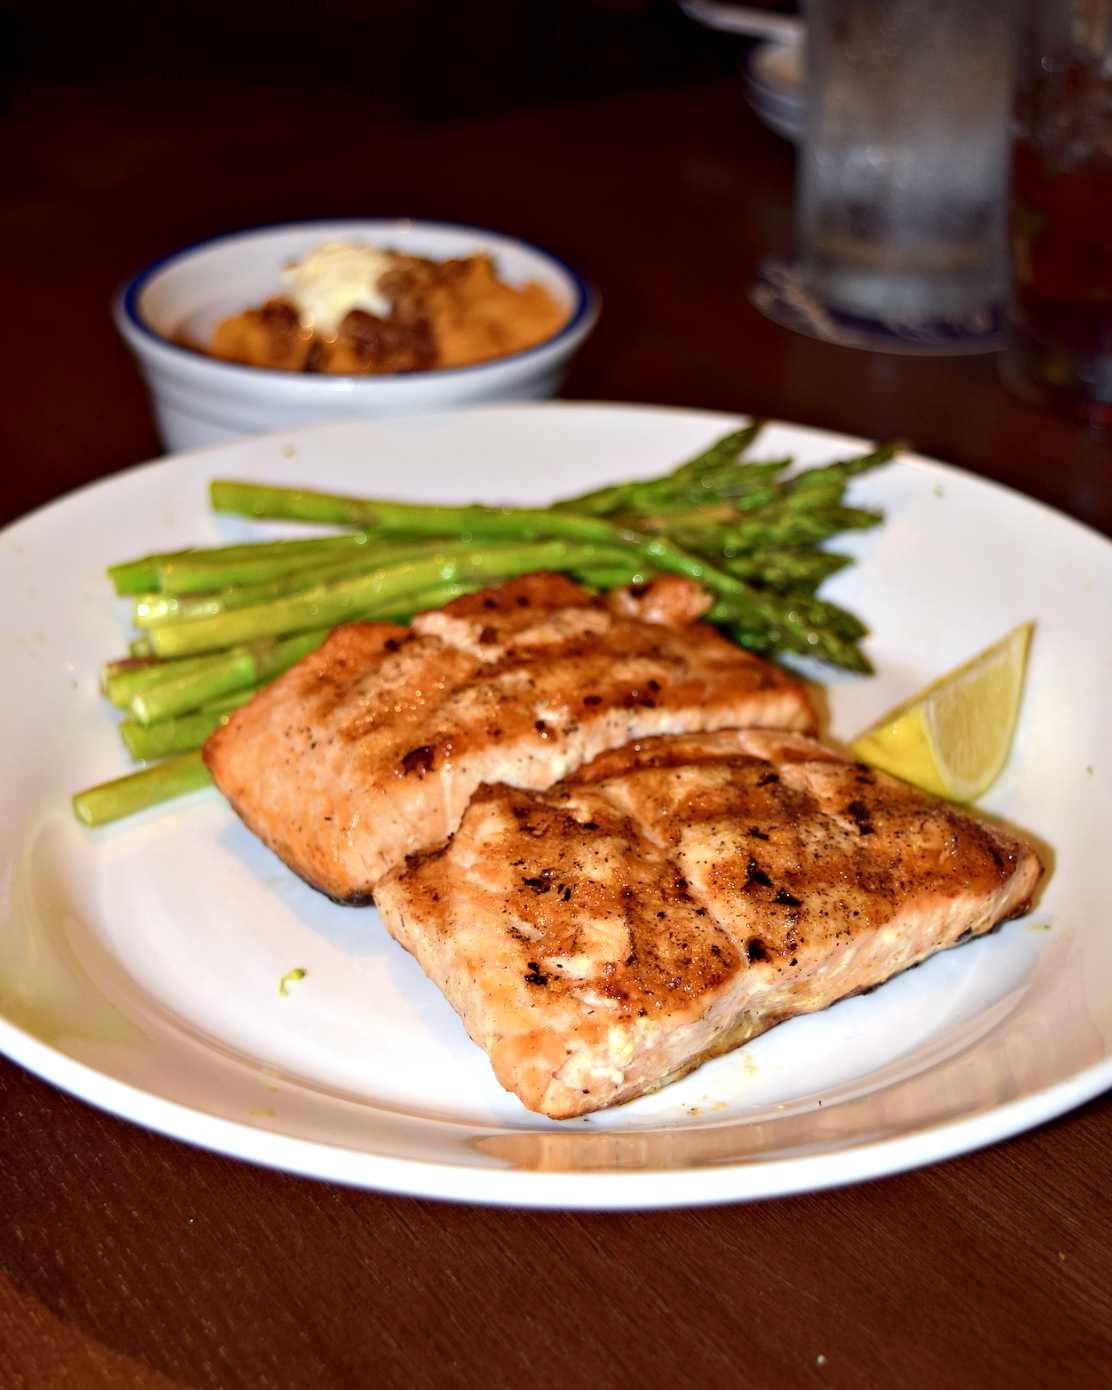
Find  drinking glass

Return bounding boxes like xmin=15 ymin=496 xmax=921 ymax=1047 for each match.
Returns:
xmin=754 ymin=0 xmax=1013 ymax=353
xmin=1001 ymin=1 xmax=1112 ymax=425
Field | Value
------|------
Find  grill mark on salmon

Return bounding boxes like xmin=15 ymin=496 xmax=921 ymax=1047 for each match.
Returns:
xmin=203 ymin=574 xmax=816 ymax=902
xmin=373 ymin=729 xmax=1042 ymax=1118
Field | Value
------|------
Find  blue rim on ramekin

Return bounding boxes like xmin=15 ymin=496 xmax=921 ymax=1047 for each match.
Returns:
xmin=117 ymin=217 xmax=600 ymax=383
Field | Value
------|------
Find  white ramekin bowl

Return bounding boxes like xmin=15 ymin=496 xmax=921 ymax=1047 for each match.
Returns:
xmin=115 ymin=218 xmax=600 ymax=453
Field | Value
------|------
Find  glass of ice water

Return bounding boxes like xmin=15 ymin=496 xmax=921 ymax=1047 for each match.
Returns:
xmin=795 ymin=0 xmax=1012 ymax=350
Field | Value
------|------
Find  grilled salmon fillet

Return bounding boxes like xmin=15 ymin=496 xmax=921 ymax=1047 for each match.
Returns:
xmin=373 ymin=729 xmax=1042 ymax=1118
xmin=203 ymin=574 xmax=815 ymax=901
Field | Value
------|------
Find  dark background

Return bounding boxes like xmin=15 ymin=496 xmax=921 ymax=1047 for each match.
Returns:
xmin=2 ymin=0 xmax=746 ymax=124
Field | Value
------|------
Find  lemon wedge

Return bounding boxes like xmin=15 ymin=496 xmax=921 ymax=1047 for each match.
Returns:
xmin=849 ymin=622 xmax=1033 ymax=802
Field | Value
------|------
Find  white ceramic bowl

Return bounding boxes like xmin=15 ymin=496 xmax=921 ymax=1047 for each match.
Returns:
xmin=115 ymin=218 xmax=600 ymax=452
xmin=744 ymin=35 xmax=805 ymax=144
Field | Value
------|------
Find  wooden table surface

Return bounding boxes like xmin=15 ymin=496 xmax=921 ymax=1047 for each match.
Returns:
xmin=1 ymin=68 xmax=1110 ymax=1390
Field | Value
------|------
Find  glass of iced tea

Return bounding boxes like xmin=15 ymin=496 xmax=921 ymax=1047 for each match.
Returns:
xmin=1002 ymin=2 xmax=1112 ymax=425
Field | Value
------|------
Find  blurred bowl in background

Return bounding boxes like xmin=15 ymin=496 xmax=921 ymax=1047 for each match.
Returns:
xmin=115 ymin=218 xmax=599 ymax=453
xmin=743 ymin=32 xmax=804 ymax=144
xmin=677 ymin=1 xmax=804 ymax=143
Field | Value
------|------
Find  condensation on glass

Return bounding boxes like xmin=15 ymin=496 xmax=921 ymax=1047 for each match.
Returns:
xmin=799 ymin=0 xmax=1012 ymax=328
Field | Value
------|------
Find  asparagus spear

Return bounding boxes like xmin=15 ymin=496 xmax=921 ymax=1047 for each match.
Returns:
xmin=131 ymin=629 xmax=330 ymax=724
xmin=208 ymin=488 xmax=743 ymax=609
xmin=72 ymin=752 xmax=213 ymax=826
xmin=703 ymin=586 xmax=873 ymax=673
xmin=601 ymin=443 xmax=893 ymax=556
xmin=120 ymin=685 xmax=266 ymax=760
xmin=114 ymin=583 xmax=476 ymax=716
xmin=147 ymin=539 xmax=460 ymax=609
xmin=133 ymin=592 xmax=225 ymax=627
xmin=550 ymin=423 xmax=772 ymax=516
xmin=210 ymin=480 xmax=381 ymax=526
xmin=149 ymin=541 xmax=630 ymax=657
xmin=184 ymin=435 xmax=889 ymax=611
xmin=100 ymin=655 xmax=160 ymax=697
xmin=574 ymin=456 xmax=788 ymax=520
xmin=146 ymin=526 xmax=803 ymax=663
xmin=715 ymin=548 xmax=852 ymax=595
xmin=153 ymin=534 xmax=444 ymax=594
xmin=109 ymin=634 xmax=323 ymax=709
xmin=108 ymin=548 xmax=195 ymax=597
xmin=109 ymin=533 xmax=372 ymax=595
xmin=106 ymin=650 xmax=236 ymax=708
xmin=211 ymin=481 xmax=647 ymax=549
xmin=208 ymin=441 xmax=889 ymax=566
xmin=667 ymin=505 xmax=883 ymax=556
xmin=363 ymin=580 xmax=480 ymax=622
xmin=129 ymin=649 xmax=250 ymax=719
xmin=569 ymin=561 xmax=657 ymax=590
xmin=780 ymin=442 xmax=902 ymax=494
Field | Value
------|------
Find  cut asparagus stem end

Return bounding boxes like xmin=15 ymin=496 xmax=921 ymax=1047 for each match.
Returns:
xmin=120 ymin=683 xmax=266 ymax=760
xmin=131 ymin=650 xmax=258 ymax=725
xmin=72 ymin=751 xmax=214 ymax=827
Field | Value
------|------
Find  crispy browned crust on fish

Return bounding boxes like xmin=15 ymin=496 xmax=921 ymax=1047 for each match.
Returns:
xmin=203 ymin=574 xmax=816 ymax=901
xmin=204 ymin=620 xmax=410 ymax=902
xmin=373 ymin=729 xmax=1043 ymax=1118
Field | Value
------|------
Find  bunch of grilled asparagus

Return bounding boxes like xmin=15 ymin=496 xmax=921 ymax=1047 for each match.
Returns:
xmin=76 ymin=424 xmax=893 ymax=824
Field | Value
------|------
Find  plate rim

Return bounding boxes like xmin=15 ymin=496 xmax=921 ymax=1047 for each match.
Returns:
xmin=3 ymin=1005 xmax=1108 ymax=1210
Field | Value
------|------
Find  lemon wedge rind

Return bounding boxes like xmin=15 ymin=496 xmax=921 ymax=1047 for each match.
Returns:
xmin=849 ymin=621 xmax=1033 ymax=804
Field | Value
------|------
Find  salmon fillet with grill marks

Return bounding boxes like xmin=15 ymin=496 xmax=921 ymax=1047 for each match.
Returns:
xmin=203 ymin=574 xmax=815 ymax=902
xmin=373 ymin=729 xmax=1042 ymax=1118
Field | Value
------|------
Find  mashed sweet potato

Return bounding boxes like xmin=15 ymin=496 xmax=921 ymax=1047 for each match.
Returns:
xmin=202 ymin=250 xmax=569 ymax=375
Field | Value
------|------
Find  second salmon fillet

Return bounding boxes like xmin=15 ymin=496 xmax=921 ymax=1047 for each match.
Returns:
xmin=203 ymin=573 xmax=816 ymax=901
xmin=374 ymin=729 xmax=1042 ymax=1118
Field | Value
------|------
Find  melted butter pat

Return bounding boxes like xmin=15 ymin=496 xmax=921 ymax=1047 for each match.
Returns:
xmin=283 ymin=241 xmax=394 ymax=332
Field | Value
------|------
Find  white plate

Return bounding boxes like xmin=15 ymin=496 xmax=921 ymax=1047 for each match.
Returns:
xmin=1 ymin=403 xmax=1108 ymax=1209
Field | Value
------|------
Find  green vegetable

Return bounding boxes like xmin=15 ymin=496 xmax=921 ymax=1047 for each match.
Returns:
xmin=108 ymin=548 xmax=195 ymax=596
xmin=72 ymin=751 xmax=213 ymax=826
xmin=553 ymin=424 xmax=779 ymax=517
xmin=569 ymin=562 xmax=656 ymax=590
xmin=109 ymin=533 xmax=372 ymax=595
xmin=668 ymin=504 xmax=883 ymax=556
xmin=131 ymin=629 xmax=329 ymax=724
xmin=362 ymin=580 xmax=482 ymax=622
xmin=139 ymin=541 xmax=452 ymax=616
xmin=83 ymin=425 xmax=898 ymax=826
xmin=133 ymin=592 xmax=225 ymax=629
xmin=716 ymin=547 xmax=852 ymax=595
xmin=131 ymin=650 xmax=256 ymax=725
xmin=278 ymin=968 xmax=306 ymax=998
xmin=107 ymin=649 xmax=252 ymax=708
xmin=152 ymin=534 xmax=445 ymax=595
xmin=100 ymin=655 xmax=161 ymax=700
xmin=205 ymin=439 xmax=892 ymax=674
xmin=119 ymin=685 xmax=264 ymax=760
xmin=148 ymin=541 xmax=630 ymax=657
